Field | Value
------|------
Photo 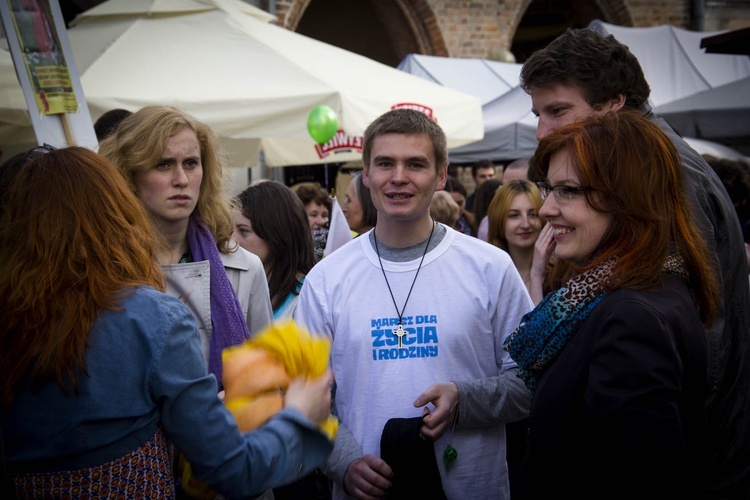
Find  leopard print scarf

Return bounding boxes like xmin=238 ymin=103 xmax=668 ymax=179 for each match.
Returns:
xmin=504 ymin=255 xmax=686 ymax=391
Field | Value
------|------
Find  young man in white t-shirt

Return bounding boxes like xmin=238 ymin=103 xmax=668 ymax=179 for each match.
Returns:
xmin=295 ymin=108 xmax=533 ymax=499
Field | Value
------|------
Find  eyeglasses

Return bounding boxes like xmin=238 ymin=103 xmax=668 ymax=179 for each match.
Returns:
xmin=536 ymin=182 xmax=589 ymax=202
xmin=24 ymin=143 xmax=56 ymax=163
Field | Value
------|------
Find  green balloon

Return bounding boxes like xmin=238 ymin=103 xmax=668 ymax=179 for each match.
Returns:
xmin=307 ymin=105 xmax=339 ymax=144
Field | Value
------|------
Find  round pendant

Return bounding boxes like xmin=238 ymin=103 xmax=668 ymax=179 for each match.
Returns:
xmin=443 ymin=444 xmax=458 ymax=471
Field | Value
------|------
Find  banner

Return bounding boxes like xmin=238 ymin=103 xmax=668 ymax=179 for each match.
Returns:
xmin=5 ymin=0 xmax=77 ymax=115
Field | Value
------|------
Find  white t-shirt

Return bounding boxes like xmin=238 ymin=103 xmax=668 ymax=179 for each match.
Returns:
xmin=295 ymin=224 xmax=533 ymax=499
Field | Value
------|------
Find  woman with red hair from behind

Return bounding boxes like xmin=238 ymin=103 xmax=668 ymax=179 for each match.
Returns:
xmin=0 ymin=147 xmax=333 ymax=498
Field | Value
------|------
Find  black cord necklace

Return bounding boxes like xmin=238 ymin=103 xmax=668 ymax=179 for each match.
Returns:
xmin=373 ymin=220 xmax=436 ymax=349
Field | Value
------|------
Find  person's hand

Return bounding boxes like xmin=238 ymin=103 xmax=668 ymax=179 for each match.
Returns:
xmin=283 ymin=370 xmax=333 ymax=425
xmin=528 ymin=223 xmax=556 ymax=304
xmin=532 ymin=222 xmax=556 ymax=278
xmin=343 ymin=454 xmax=393 ymax=499
xmin=413 ymin=382 xmax=458 ymax=441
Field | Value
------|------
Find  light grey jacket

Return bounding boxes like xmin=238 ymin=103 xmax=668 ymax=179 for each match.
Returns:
xmin=162 ymin=242 xmax=273 ymax=363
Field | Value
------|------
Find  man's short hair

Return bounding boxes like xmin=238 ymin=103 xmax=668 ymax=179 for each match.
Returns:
xmin=520 ymin=28 xmax=650 ymax=112
xmin=472 ymin=158 xmax=495 ymax=178
xmin=502 ymin=157 xmax=530 ymax=182
xmin=94 ymin=108 xmax=133 ymax=142
xmin=362 ymin=108 xmax=447 ymax=171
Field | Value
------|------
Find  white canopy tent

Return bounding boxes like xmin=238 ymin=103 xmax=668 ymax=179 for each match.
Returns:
xmin=398 ymin=20 xmax=750 ymax=164
xmin=397 ymin=54 xmax=522 ymax=106
xmin=396 ymin=54 xmax=531 ymax=163
xmin=0 ymin=0 xmax=483 ymax=166
xmin=589 ymin=20 xmax=750 ymax=108
xmin=447 ymin=86 xmax=537 ymax=163
xmin=654 ymin=76 xmax=750 ymax=143
xmin=592 ymin=20 xmax=750 ymax=153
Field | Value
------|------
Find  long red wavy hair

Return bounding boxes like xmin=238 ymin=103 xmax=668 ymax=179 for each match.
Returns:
xmin=534 ymin=111 xmax=718 ymax=325
xmin=0 ymin=147 xmax=165 ymax=405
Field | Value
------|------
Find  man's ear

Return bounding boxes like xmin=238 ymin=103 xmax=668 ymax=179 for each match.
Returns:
xmin=594 ymin=94 xmax=626 ymax=114
xmin=436 ymin=165 xmax=448 ymax=191
xmin=609 ymin=94 xmax=626 ymax=112
xmin=362 ymin=166 xmax=371 ymax=188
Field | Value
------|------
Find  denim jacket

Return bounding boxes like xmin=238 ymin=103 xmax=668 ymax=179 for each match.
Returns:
xmin=1 ymin=287 xmax=331 ymax=498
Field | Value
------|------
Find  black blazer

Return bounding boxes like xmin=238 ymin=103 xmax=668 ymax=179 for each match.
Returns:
xmin=520 ymin=274 xmax=708 ymax=500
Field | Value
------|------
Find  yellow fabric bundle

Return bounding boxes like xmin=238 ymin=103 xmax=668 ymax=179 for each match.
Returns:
xmin=222 ymin=318 xmax=338 ymax=439
xmin=180 ymin=319 xmax=337 ymax=499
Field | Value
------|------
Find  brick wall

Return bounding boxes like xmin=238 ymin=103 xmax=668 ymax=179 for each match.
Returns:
xmin=627 ymin=0 xmax=691 ymax=27
xmin=273 ymin=0 xmax=726 ymax=62
xmin=427 ymin=0 xmax=517 ymax=59
xmin=426 ymin=0 xmax=695 ymax=59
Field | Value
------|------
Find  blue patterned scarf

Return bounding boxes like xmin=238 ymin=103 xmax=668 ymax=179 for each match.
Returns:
xmin=504 ymin=255 xmax=687 ymax=392
xmin=187 ymin=214 xmax=251 ymax=389
xmin=503 ymin=260 xmax=612 ymax=391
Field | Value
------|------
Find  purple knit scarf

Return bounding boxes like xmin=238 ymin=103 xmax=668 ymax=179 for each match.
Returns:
xmin=187 ymin=214 xmax=251 ymax=389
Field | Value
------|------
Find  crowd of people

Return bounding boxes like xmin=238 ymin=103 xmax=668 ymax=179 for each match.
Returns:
xmin=2 ymin=26 xmax=750 ymax=500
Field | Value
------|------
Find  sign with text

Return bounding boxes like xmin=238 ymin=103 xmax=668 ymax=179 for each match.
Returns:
xmin=6 ymin=0 xmax=77 ymax=115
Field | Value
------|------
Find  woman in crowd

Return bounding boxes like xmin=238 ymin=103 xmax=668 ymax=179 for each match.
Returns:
xmin=232 ymin=179 xmax=331 ymax=499
xmin=99 ymin=105 xmax=272 ymax=391
xmin=232 ymin=180 xmax=316 ymax=320
xmin=485 ymin=178 xmax=549 ymax=498
xmin=505 ymin=111 xmax=718 ymax=498
xmin=292 ymin=182 xmax=331 ymax=262
xmin=487 ymin=179 xmax=550 ymax=304
xmin=0 ymin=146 xmax=333 ymax=498
xmin=341 ymin=171 xmax=377 ymax=235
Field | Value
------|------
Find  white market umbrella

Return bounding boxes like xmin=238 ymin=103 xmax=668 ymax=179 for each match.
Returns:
xmin=0 ymin=0 xmax=483 ymax=166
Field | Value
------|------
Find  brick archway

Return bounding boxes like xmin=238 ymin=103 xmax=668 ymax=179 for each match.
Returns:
xmin=280 ymin=0 xmax=448 ymax=61
xmin=509 ymin=0 xmax=633 ymax=33
xmin=509 ymin=0 xmax=634 ymax=62
xmin=275 ymin=0 xmax=312 ymax=30
xmin=593 ymin=0 xmax=634 ymax=26
xmin=392 ymin=0 xmax=449 ymax=56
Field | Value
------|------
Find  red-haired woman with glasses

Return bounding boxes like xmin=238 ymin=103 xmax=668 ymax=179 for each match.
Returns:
xmin=504 ymin=111 xmax=718 ymax=499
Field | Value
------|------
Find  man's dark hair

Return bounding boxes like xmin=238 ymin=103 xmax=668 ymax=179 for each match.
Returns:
xmin=520 ymin=28 xmax=651 ymax=112
xmin=443 ymin=175 xmax=467 ymax=197
xmin=472 ymin=158 xmax=495 ymax=178
xmin=704 ymin=155 xmax=750 ymax=242
xmin=94 ymin=108 xmax=132 ymax=142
